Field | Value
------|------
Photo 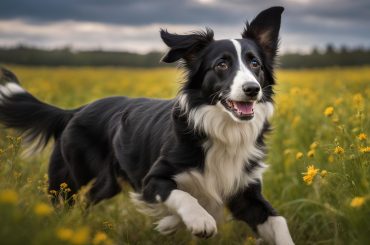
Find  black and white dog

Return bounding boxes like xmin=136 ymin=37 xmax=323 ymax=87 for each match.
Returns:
xmin=0 ymin=6 xmax=294 ymax=244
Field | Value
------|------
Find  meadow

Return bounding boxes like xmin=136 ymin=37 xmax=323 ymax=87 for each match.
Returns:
xmin=0 ymin=65 xmax=369 ymax=245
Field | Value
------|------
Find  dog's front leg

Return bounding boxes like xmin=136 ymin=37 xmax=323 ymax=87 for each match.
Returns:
xmin=227 ymin=181 xmax=294 ymax=245
xmin=142 ymin=176 xmax=217 ymax=238
xmin=165 ymin=189 xmax=217 ymax=238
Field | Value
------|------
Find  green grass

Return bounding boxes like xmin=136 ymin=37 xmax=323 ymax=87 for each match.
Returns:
xmin=0 ymin=66 xmax=369 ymax=245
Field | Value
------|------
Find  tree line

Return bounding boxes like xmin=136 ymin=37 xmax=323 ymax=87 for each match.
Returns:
xmin=1 ymin=44 xmax=369 ymax=68
xmin=280 ymin=44 xmax=370 ymax=68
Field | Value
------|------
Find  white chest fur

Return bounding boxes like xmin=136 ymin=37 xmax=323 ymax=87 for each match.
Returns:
xmin=175 ymin=99 xmax=273 ymax=214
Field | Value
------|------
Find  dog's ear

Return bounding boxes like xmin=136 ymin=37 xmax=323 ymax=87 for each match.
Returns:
xmin=242 ymin=6 xmax=284 ymax=59
xmin=160 ymin=28 xmax=214 ymax=64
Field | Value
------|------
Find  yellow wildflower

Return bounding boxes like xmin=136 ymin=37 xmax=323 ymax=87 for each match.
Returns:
xmin=307 ymin=150 xmax=315 ymax=158
xmin=56 ymin=228 xmax=74 ymax=241
xmin=353 ymin=93 xmax=364 ymax=107
xmin=60 ymin=182 xmax=68 ymax=189
xmin=34 ymin=203 xmax=53 ymax=216
xmin=103 ymin=221 xmax=113 ymax=230
xmin=350 ymin=196 xmax=366 ymax=208
xmin=13 ymin=171 xmax=22 ymax=179
xmin=93 ymin=231 xmax=110 ymax=245
xmin=310 ymin=142 xmax=319 ymax=150
xmin=292 ymin=115 xmax=301 ymax=127
xmin=70 ymin=227 xmax=90 ymax=245
xmin=49 ymin=190 xmax=58 ymax=196
xmin=324 ymin=106 xmax=334 ymax=117
xmin=302 ymin=165 xmax=319 ymax=185
xmin=334 ymin=146 xmax=344 ymax=154
xmin=245 ymin=236 xmax=256 ymax=245
xmin=290 ymin=87 xmax=300 ymax=95
xmin=72 ymin=194 xmax=78 ymax=201
xmin=359 ymin=146 xmax=370 ymax=153
xmin=334 ymin=98 xmax=343 ymax=105
xmin=284 ymin=149 xmax=292 ymax=155
xmin=320 ymin=170 xmax=328 ymax=178
xmin=358 ymin=133 xmax=367 ymax=141
xmin=0 ymin=189 xmax=18 ymax=204
xmin=328 ymin=155 xmax=334 ymax=163
xmin=296 ymin=152 xmax=304 ymax=160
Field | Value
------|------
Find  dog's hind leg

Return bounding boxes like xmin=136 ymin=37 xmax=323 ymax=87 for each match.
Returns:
xmin=61 ymin=129 xmax=122 ymax=204
xmin=48 ymin=140 xmax=78 ymax=205
xmin=88 ymin=157 xmax=122 ymax=204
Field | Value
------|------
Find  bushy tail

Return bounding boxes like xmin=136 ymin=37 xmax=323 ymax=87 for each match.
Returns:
xmin=0 ymin=67 xmax=78 ymax=153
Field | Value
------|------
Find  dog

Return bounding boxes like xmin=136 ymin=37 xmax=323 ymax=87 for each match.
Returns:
xmin=0 ymin=6 xmax=294 ymax=244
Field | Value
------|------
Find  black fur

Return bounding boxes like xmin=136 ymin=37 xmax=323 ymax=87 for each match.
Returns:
xmin=228 ymin=181 xmax=278 ymax=231
xmin=0 ymin=6 xmax=287 ymax=240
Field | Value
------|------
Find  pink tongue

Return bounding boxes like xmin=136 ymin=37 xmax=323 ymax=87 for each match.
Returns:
xmin=235 ymin=102 xmax=254 ymax=114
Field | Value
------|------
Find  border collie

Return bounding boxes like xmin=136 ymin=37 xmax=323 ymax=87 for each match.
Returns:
xmin=0 ymin=6 xmax=294 ymax=244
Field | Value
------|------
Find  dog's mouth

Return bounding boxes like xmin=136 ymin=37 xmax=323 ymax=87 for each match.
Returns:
xmin=221 ymin=99 xmax=255 ymax=120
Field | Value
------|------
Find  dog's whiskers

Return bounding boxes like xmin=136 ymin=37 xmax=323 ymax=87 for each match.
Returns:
xmin=209 ymin=91 xmax=221 ymax=105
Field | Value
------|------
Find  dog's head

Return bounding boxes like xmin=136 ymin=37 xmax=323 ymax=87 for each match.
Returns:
xmin=161 ymin=7 xmax=283 ymax=122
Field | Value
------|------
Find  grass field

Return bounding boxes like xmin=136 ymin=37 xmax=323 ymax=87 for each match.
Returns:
xmin=0 ymin=66 xmax=369 ymax=245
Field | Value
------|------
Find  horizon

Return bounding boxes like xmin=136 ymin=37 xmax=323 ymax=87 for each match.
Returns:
xmin=1 ymin=42 xmax=369 ymax=56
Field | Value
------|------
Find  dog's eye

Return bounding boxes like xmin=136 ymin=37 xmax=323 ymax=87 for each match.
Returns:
xmin=216 ymin=62 xmax=229 ymax=71
xmin=250 ymin=58 xmax=260 ymax=69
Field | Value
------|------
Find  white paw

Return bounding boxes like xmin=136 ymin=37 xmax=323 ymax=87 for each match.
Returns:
xmin=164 ymin=190 xmax=217 ymax=238
xmin=155 ymin=215 xmax=182 ymax=235
xmin=257 ymin=216 xmax=294 ymax=245
xmin=181 ymin=208 xmax=217 ymax=238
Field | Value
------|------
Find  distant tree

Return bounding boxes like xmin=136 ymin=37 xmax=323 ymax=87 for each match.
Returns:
xmin=353 ymin=46 xmax=365 ymax=53
xmin=60 ymin=46 xmax=72 ymax=52
xmin=325 ymin=43 xmax=336 ymax=54
xmin=340 ymin=45 xmax=348 ymax=54
xmin=311 ymin=46 xmax=319 ymax=55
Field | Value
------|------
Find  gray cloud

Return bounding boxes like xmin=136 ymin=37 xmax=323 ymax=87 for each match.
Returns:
xmin=0 ymin=0 xmax=240 ymax=25
xmin=0 ymin=0 xmax=369 ymax=53
xmin=1 ymin=0 xmax=369 ymax=25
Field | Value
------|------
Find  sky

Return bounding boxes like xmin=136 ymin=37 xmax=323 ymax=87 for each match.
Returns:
xmin=0 ymin=0 xmax=369 ymax=54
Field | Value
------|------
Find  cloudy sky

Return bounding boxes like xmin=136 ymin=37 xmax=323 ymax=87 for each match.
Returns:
xmin=0 ymin=0 xmax=369 ymax=54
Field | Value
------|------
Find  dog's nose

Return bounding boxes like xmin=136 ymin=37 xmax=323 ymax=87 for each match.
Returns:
xmin=242 ymin=82 xmax=260 ymax=97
